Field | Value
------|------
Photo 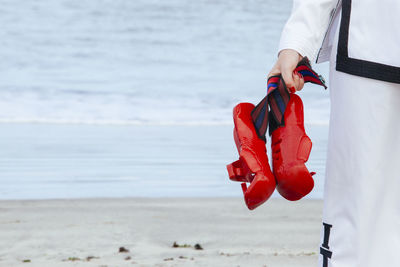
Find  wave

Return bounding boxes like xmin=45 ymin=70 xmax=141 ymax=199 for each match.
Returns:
xmin=0 ymin=90 xmax=330 ymax=126
xmin=0 ymin=118 xmax=233 ymax=126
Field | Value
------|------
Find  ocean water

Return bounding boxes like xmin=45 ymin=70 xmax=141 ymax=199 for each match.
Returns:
xmin=0 ymin=124 xmax=327 ymax=200
xmin=0 ymin=0 xmax=330 ymax=199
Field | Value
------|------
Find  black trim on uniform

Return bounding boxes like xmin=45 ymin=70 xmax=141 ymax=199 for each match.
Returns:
xmin=321 ymin=222 xmax=333 ymax=249
xmin=320 ymin=247 xmax=333 ymax=267
xmin=336 ymin=0 xmax=400 ymax=84
xmin=320 ymin=222 xmax=333 ymax=267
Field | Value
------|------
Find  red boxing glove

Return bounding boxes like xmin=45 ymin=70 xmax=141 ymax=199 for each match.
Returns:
xmin=271 ymin=93 xmax=315 ymax=201
xmin=226 ymin=103 xmax=276 ymax=210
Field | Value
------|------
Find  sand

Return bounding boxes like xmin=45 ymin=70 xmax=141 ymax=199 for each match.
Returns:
xmin=0 ymin=198 xmax=323 ymax=267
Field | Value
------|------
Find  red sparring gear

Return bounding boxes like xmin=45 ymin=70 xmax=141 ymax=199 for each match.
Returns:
xmin=271 ymin=93 xmax=315 ymax=201
xmin=226 ymin=103 xmax=276 ymax=210
xmin=227 ymin=58 xmax=325 ymax=209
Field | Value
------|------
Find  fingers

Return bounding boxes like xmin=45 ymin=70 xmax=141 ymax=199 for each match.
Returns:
xmin=293 ymin=73 xmax=300 ymax=91
xmin=294 ymin=71 xmax=305 ymax=91
xmin=290 ymin=71 xmax=305 ymax=92
xmin=298 ymin=74 xmax=305 ymax=91
xmin=281 ymin=68 xmax=296 ymax=92
xmin=271 ymin=67 xmax=305 ymax=93
xmin=268 ymin=47 xmax=306 ymax=93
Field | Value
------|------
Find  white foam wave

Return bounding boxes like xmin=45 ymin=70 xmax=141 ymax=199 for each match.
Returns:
xmin=0 ymin=118 xmax=234 ymax=126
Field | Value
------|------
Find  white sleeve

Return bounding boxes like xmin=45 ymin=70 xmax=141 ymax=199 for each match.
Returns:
xmin=278 ymin=0 xmax=339 ymax=62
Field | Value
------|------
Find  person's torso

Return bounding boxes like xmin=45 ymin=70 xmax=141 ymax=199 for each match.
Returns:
xmin=317 ymin=0 xmax=400 ymax=84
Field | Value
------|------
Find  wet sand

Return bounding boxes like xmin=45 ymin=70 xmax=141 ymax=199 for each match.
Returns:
xmin=0 ymin=197 xmax=323 ymax=266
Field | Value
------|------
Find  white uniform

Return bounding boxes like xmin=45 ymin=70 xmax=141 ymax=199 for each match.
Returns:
xmin=278 ymin=0 xmax=400 ymax=266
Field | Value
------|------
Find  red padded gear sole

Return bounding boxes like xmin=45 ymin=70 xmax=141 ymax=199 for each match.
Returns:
xmin=227 ymin=103 xmax=276 ymax=210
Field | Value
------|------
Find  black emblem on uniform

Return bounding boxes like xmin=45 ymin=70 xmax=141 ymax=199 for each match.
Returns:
xmin=320 ymin=222 xmax=333 ymax=267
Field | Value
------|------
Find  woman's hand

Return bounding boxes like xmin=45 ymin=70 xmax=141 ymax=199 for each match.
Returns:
xmin=268 ymin=49 xmax=305 ymax=93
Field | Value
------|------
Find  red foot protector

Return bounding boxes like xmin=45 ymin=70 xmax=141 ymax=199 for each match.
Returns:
xmin=271 ymin=93 xmax=315 ymax=201
xmin=226 ymin=103 xmax=276 ymax=210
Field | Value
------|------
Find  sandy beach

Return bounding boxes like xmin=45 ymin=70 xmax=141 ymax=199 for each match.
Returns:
xmin=1 ymin=1 xmax=330 ymax=266
xmin=0 ymin=198 xmax=322 ymax=267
